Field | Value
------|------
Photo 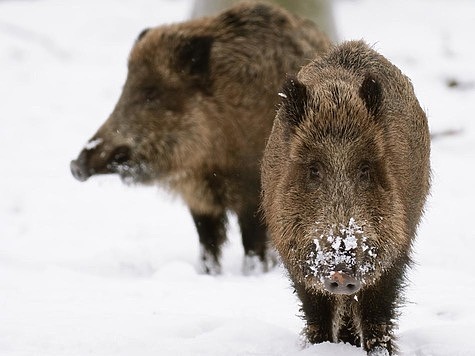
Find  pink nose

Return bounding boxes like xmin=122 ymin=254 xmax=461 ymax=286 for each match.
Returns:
xmin=324 ymin=270 xmax=361 ymax=295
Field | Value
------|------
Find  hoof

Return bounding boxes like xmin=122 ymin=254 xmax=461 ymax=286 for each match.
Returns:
xmin=368 ymin=346 xmax=390 ymax=356
xmin=242 ymin=249 xmax=278 ymax=275
xmin=199 ymin=247 xmax=221 ymax=275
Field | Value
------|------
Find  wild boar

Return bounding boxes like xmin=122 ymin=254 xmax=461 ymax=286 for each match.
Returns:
xmin=70 ymin=1 xmax=331 ymax=274
xmin=261 ymin=40 xmax=430 ymax=354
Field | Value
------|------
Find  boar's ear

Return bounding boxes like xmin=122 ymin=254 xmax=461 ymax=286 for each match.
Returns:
xmin=279 ymin=76 xmax=308 ymax=127
xmin=176 ymin=35 xmax=214 ymax=84
xmin=136 ymin=28 xmax=150 ymax=43
xmin=359 ymin=74 xmax=383 ymax=117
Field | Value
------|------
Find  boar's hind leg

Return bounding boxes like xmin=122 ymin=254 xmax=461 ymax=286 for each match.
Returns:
xmin=294 ymin=282 xmax=334 ymax=344
xmin=238 ymin=207 xmax=270 ymax=275
xmin=191 ymin=210 xmax=227 ymax=275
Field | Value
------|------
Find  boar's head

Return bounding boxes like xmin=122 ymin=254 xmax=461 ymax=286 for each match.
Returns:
xmin=267 ymin=74 xmax=409 ymax=294
xmin=71 ymin=27 xmax=215 ymax=185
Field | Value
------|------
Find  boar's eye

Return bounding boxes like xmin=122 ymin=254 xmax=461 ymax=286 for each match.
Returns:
xmin=308 ymin=163 xmax=323 ymax=181
xmin=358 ymin=162 xmax=371 ymax=182
xmin=142 ymin=86 xmax=161 ymax=103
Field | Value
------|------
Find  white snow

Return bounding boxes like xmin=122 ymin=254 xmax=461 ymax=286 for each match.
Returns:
xmin=369 ymin=346 xmax=390 ymax=356
xmin=84 ymin=138 xmax=103 ymax=151
xmin=1 ymin=0 xmax=475 ymax=355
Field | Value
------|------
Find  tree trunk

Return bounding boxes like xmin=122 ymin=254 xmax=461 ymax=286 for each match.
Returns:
xmin=190 ymin=0 xmax=338 ymax=42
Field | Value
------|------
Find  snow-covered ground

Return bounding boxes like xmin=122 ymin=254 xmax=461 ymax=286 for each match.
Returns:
xmin=1 ymin=0 xmax=474 ymax=355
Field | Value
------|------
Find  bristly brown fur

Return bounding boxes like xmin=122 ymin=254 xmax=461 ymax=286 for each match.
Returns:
xmin=71 ymin=1 xmax=331 ymax=274
xmin=261 ymin=40 xmax=430 ymax=354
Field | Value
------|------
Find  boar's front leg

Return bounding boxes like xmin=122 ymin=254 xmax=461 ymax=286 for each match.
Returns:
xmin=294 ymin=281 xmax=335 ymax=344
xmin=338 ymin=313 xmax=362 ymax=347
xmin=358 ymin=265 xmax=406 ymax=355
xmin=191 ymin=210 xmax=227 ymax=275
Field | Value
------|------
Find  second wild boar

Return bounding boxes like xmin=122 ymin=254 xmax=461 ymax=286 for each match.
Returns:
xmin=70 ymin=1 xmax=331 ymax=274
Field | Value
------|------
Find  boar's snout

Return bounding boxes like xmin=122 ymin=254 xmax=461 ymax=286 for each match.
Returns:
xmin=70 ymin=157 xmax=90 ymax=182
xmin=323 ymin=264 xmax=361 ymax=295
xmin=70 ymin=141 xmax=131 ymax=182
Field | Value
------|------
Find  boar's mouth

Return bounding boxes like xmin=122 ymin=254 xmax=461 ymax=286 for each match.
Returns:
xmin=70 ymin=145 xmax=149 ymax=184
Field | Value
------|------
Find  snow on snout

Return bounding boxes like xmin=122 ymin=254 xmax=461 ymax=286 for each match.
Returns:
xmin=324 ymin=218 xmax=362 ymax=254
xmin=84 ymin=138 xmax=103 ymax=151
xmin=306 ymin=218 xmax=377 ymax=283
xmin=340 ymin=218 xmax=360 ymax=251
